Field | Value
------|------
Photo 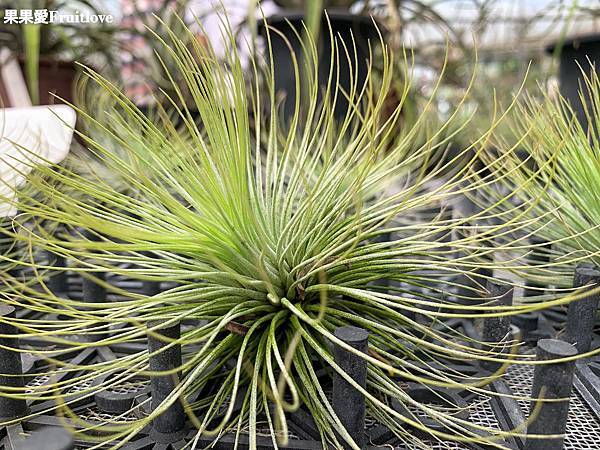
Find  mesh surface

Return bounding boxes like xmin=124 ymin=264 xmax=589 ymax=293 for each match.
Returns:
xmin=399 ymin=439 xmax=470 ymax=449
xmin=505 ymin=364 xmax=600 ymax=450
xmin=67 ymin=378 xmax=95 ymax=394
xmin=467 ymin=394 xmax=501 ymax=431
xmin=25 ymin=374 xmax=50 ymax=393
xmin=77 ymin=406 xmax=138 ymax=423
xmin=395 ymin=394 xmax=501 ymax=449
xmin=106 ymin=379 xmax=149 ymax=395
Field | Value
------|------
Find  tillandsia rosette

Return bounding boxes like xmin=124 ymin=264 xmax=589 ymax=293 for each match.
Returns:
xmin=473 ymin=68 xmax=600 ymax=297
xmin=0 ymin=14 xmax=586 ymax=450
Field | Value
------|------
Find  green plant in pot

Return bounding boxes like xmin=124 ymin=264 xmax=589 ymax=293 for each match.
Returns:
xmin=0 ymin=0 xmax=117 ymax=105
xmin=0 ymin=18 xmax=574 ymax=450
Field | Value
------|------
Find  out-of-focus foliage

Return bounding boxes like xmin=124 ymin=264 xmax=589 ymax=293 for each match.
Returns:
xmin=0 ymin=0 xmax=119 ymax=71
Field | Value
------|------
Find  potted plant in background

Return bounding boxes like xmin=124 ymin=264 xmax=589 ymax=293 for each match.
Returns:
xmin=0 ymin=0 xmax=118 ymax=106
xmin=474 ymin=67 xmax=600 ymax=304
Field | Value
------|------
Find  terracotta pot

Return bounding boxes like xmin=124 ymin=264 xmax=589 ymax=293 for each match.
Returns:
xmin=0 ymin=56 xmax=77 ymax=106
xmin=35 ymin=57 xmax=77 ymax=105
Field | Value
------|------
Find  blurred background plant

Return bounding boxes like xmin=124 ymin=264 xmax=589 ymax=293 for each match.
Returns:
xmin=371 ymin=0 xmax=599 ymax=147
xmin=115 ymin=0 xmax=212 ymax=111
xmin=0 ymin=0 xmax=119 ymax=104
xmin=253 ymin=0 xmax=599 ymax=164
xmin=475 ymin=67 xmax=600 ymax=291
xmin=3 ymin=0 xmax=597 ymax=129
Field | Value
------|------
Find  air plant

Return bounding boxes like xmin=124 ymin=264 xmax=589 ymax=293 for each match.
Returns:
xmin=0 ymin=15 xmax=578 ymax=450
xmin=474 ymin=67 xmax=600 ymax=294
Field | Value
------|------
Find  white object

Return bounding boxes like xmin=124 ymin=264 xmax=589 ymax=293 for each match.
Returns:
xmin=185 ymin=0 xmax=279 ymax=64
xmin=0 ymin=48 xmax=32 ymax=107
xmin=0 ymin=105 xmax=76 ymax=217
